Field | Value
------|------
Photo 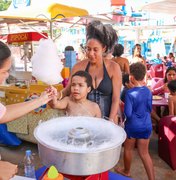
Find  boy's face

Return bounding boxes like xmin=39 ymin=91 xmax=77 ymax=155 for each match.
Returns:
xmin=71 ymin=76 xmax=91 ymax=100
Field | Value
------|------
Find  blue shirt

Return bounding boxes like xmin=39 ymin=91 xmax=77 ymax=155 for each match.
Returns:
xmin=124 ymin=86 xmax=152 ymax=132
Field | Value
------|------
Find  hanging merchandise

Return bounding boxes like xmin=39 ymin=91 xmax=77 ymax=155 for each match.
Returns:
xmin=111 ymin=0 xmax=125 ymax=6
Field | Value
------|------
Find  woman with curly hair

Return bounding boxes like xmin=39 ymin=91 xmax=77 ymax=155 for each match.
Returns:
xmin=60 ymin=20 xmax=122 ymax=123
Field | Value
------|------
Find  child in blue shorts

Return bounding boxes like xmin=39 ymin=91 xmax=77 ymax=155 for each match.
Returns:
xmin=115 ymin=62 xmax=155 ymax=180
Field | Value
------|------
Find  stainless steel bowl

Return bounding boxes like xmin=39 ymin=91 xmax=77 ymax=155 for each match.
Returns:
xmin=34 ymin=116 xmax=126 ymax=175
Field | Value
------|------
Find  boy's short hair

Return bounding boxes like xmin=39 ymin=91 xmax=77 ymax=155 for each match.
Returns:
xmin=167 ymin=80 xmax=176 ymax=93
xmin=130 ymin=62 xmax=146 ymax=81
xmin=122 ymin=73 xmax=129 ymax=87
xmin=112 ymin=44 xmax=124 ymax=57
xmin=65 ymin=46 xmax=74 ymax=51
xmin=72 ymin=71 xmax=92 ymax=88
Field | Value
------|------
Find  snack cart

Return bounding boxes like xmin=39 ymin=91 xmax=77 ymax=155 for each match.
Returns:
xmin=7 ymin=32 xmax=48 ymax=72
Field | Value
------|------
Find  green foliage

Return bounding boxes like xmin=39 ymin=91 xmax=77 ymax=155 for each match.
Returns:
xmin=0 ymin=0 xmax=12 ymax=11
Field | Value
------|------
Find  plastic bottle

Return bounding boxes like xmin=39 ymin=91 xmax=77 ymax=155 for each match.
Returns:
xmin=24 ymin=149 xmax=36 ymax=178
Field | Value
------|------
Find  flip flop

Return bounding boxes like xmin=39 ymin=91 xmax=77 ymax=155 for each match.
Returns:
xmin=114 ymin=167 xmax=132 ymax=178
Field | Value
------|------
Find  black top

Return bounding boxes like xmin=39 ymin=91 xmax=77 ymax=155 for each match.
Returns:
xmin=85 ymin=62 xmax=112 ymax=118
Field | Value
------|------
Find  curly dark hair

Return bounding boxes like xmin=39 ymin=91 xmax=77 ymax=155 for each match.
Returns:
xmin=0 ymin=41 xmax=11 ymax=68
xmin=86 ymin=20 xmax=118 ymax=53
xmin=112 ymin=44 xmax=124 ymax=57
xmin=167 ymin=80 xmax=176 ymax=93
xmin=72 ymin=70 xmax=92 ymax=88
xmin=130 ymin=62 xmax=146 ymax=81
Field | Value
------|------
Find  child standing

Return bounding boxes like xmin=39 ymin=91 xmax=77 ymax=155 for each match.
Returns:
xmin=167 ymin=80 xmax=176 ymax=115
xmin=49 ymin=71 xmax=101 ymax=118
xmin=115 ymin=62 xmax=155 ymax=180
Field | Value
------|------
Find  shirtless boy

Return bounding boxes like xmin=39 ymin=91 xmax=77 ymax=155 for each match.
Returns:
xmin=168 ymin=80 xmax=176 ymax=115
xmin=49 ymin=71 xmax=101 ymax=117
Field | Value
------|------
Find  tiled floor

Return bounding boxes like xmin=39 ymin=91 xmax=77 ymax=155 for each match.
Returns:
xmin=0 ymin=131 xmax=176 ymax=180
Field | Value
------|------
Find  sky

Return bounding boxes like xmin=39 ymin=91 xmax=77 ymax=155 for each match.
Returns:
xmin=8 ymin=0 xmax=151 ymax=15
xmin=6 ymin=0 xmax=174 ymax=24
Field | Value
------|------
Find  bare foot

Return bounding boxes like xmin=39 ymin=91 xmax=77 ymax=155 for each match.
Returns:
xmin=114 ymin=167 xmax=131 ymax=177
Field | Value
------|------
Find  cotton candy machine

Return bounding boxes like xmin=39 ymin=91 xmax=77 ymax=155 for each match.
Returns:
xmin=34 ymin=116 xmax=126 ymax=176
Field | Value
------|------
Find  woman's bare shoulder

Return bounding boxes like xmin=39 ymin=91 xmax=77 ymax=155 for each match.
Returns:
xmin=121 ymin=57 xmax=129 ymax=62
xmin=113 ymin=57 xmax=129 ymax=62
xmin=76 ymin=59 xmax=88 ymax=66
xmin=105 ymin=59 xmax=121 ymax=73
xmin=72 ymin=59 xmax=89 ymax=72
xmin=105 ymin=58 xmax=119 ymax=67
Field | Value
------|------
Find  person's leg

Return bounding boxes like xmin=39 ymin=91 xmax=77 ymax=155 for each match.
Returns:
xmin=151 ymin=109 xmax=160 ymax=133
xmin=151 ymin=109 xmax=160 ymax=122
xmin=115 ymin=138 xmax=136 ymax=177
xmin=137 ymin=139 xmax=155 ymax=180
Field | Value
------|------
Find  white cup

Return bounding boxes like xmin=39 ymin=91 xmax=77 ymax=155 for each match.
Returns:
xmin=164 ymin=92 xmax=169 ymax=99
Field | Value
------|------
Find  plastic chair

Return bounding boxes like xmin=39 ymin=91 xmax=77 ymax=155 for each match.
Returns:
xmin=149 ymin=64 xmax=166 ymax=78
xmin=150 ymin=77 xmax=164 ymax=89
xmin=158 ymin=115 xmax=176 ymax=170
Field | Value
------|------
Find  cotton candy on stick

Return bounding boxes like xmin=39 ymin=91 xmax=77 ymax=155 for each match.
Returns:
xmin=31 ymin=39 xmax=63 ymax=85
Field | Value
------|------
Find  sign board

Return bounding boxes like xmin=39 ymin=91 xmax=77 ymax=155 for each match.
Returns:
xmin=111 ymin=0 xmax=125 ymax=6
xmin=7 ymin=32 xmax=48 ymax=44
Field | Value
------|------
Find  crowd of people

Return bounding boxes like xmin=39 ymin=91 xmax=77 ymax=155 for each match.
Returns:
xmin=0 ymin=19 xmax=176 ymax=179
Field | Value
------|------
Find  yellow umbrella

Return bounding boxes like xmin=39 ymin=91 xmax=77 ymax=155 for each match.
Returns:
xmin=48 ymin=3 xmax=88 ymax=20
xmin=0 ymin=3 xmax=89 ymax=38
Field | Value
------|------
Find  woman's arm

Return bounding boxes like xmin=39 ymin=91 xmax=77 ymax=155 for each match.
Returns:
xmin=109 ymin=62 xmax=122 ymax=124
xmin=0 ymin=91 xmax=53 ymax=124
xmin=151 ymin=79 xmax=165 ymax=95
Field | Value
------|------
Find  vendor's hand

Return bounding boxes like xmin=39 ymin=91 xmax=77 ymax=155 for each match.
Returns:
xmin=39 ymin=90 xmax=55 ymax=105
xmin=46 ymin=86 xmax=58 ymax=97
xmin=48 ymin=94 xmax=58 ymax=109
xmin=0 ymin=161 xmax=18 ymax=180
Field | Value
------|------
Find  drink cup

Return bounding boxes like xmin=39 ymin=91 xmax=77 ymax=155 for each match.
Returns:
xmin=164 ymin=92 xmax=169 ymax=99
